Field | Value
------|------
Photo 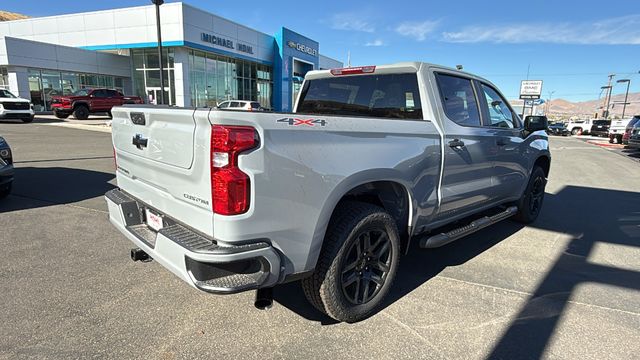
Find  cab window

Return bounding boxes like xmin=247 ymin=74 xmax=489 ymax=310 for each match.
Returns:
xmin=435 ymin=73 xmax=481 ymax=127
xmin=479 ymin=84 xmax=517 ymax=128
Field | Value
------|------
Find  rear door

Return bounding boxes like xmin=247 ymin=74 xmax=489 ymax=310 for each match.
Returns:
xmin=433 ymin=72 xmax=499 ymax=218
xmin=476 ymin=82 xmax=528 ymax=201
xmin=91 ymin=89 xmax=109 ymax=111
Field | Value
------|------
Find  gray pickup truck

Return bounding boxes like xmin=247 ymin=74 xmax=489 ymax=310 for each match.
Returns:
xmin=106 ymin=62 xmax=550 ymax=322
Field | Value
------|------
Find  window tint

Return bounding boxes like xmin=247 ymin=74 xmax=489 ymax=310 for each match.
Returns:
xmin=231 ymin=101 xmax=240 ymax=107
xmin=250 ymin=102 xmax=261 ymax=109
xmin=107 ymin=90 xmax=120 ymax=97
xmin=93 ymin=89 xmax=108 ymax=98
xmin=218 ymin=101 xmax=229 ymax=108
xmin=435 ymin=73 xmax=481 ymax=127
xmin=479 ymin=84 xmax=516 ymax=128
xmin=297 ymin=73 xmax=423 ymax=119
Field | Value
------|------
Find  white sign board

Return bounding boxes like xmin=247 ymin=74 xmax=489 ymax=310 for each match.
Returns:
xmin=520 ymin=80 xmax=543 ymax=99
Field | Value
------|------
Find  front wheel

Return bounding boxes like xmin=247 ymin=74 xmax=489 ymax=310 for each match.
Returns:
xmin=513 ymin=166 xmax=547 ymax=224
xmin=301 ymin=201 xmax=400 ymax=323
xmin=73 ymin=105 xmax=90 ymax=120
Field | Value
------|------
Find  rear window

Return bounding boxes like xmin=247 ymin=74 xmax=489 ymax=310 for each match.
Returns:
xmin=250 ymin=102 xmax=261 ymax=109
xmin=593 ymin=120 xmax=610 ymax=126
xmin=297 ymin=73 xmax=423 ymax=120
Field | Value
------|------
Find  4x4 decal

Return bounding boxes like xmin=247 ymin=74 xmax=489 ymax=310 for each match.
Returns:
xmin=277 ymin=118 xmax=327 ymax=127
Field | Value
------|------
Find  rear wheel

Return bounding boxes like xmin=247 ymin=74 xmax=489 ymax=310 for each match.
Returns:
xmin=571 ymin=128 xmax=582 ymax=136
xmin=301 ymin=201 xmax=400 ymax=323
xmin=514 ymin=166 xmax=547 ymax=224
xmin=73 ymin=105 xmax=89 ymax=120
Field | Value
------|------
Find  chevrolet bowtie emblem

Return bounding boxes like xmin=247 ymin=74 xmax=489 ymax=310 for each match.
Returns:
xmin=132 ymin=134 xmax=148 ymax=150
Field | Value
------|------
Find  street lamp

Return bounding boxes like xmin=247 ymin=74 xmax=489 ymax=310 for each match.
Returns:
xmin=616 ymin=79 xmax=631 ymax=119
xmin=545 ymin=90 xmax=556 ymax=115
xmin=152 ymin=0 xmax=165 ymax=105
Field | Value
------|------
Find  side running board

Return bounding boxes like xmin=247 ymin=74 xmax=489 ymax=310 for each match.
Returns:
xmin=419 ymin=206 xmax=518 ymax=248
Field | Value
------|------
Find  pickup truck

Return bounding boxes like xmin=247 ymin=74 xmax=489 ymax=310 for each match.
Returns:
xmin=609 ymin=118 xmax=633 ymax=144
xmin=106 ymin=62 xmax=551 ymax=322
xmin=51 ymin=88 xmax=143 ymax=120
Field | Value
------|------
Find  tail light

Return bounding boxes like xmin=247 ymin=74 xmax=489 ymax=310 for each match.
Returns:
xmin=211 ymin=125 xmax=258 ymax=215
xmin=113 ymin=147 xmax=117 ymax=171
xmin=330 ymin=66 xmax=376 ymax=76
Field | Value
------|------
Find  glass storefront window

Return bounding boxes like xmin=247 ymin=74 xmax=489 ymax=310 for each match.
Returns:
xmin=0 ymin=67 xmax=9 ymax=90
xmin=28 ymin=69 xmax=45 ymax=112
xmin=61 ymin=73 xmax=80 ymax=95
xmin=131 ymin=48 xmax=177 ymax=105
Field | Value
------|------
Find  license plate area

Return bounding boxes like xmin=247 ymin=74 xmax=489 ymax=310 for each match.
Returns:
xmin=145 ymin=208 xmax=164 ymax=231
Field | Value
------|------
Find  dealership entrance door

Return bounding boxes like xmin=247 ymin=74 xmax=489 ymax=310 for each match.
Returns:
xmin=146 ymin=87 xmax=172 ymax=105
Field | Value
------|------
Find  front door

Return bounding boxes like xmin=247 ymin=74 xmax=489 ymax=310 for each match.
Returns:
xmin=433 ymin=72 xmax=499 ymax=219
xmin=476 ymin=82 xmax=528 ymax=201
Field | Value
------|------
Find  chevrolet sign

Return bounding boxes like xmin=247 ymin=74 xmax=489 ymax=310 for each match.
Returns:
xmin=287 ymin=40 xmax=317 ymax=57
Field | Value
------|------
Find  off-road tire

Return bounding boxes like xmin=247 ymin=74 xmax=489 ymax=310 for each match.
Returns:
xmin=514 ymin=166 xmax=547 ymax=224
xmin=301 ymin=201 xmax=400 ymax=323
xmin=73 ymin=105 xmax=90 ymax=120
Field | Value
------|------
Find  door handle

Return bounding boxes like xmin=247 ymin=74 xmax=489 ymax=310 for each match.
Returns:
xmin=449 ymin=139 xmax=465 ymax=149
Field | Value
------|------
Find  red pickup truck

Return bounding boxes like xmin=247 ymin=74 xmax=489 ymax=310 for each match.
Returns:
xmin=51 ymin=88 xmax=143 ymax=120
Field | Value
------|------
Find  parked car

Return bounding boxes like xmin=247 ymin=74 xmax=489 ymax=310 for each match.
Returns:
xmin=0 ymin=135 xmax=13 ymax=198
xmin=628 ymin=120 xmax=640 ymax=150
xmin=0 ymin=89 xmax=35 ymax=123
xmin=622 ymin=116 xmax=640 ymax=145
xmin=590 ymin=120 xmax=611 ymax=137
xmin=106 ymin=62 xmax=550 ymax=323
xmin=566 ymin=119 xmax=593 ymax=135
xmin=609 ymin=118 xmax=633 ymax=144
xmin=547 ymin=121 xmax=569 ymax=136
xmin=217 ymin=100 xmax=264 ymax=112
xmin=50 ymin=89 xmax=143 ymax=120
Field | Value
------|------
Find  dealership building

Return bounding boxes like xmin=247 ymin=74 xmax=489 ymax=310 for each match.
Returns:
xmin=0 ymin=2 xmax=342 ymax=112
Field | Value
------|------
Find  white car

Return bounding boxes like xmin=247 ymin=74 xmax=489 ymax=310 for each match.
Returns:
xmin=565 ymin=119 xmax=593 ymax=135
xmin=0 ymin=89 xmax=35 ymax=123
xmin=608 ymin=118 xmax=633 ymax=144
xmin=217 ymin=100 xmax=264 ymax=112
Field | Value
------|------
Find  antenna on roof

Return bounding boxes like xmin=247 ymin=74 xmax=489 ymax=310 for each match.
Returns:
xmin=456 ymin=64 xmax=463 ymax=70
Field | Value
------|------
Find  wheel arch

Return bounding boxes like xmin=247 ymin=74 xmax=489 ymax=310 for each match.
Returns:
xmin=534 ymin=155 xmax=551 ymax=178
xmin=305 ymin=172 xmax=414 ymax=271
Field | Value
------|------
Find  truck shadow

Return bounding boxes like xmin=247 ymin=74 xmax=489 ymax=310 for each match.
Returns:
xmin=274 ymin=185 xmax=640 ymax=342
xmin=0 ymin=166 xmax=115 ymax=213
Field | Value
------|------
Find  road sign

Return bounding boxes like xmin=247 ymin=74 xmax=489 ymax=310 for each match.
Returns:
xmin=520 ymin=80 xmax=543 ymax=100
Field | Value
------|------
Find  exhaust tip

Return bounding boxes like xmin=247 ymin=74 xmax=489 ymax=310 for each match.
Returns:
xmin=254 ymin=287 xmax=274 ymax=310
xmin=130 ymin=248 xmax=151 ymax=262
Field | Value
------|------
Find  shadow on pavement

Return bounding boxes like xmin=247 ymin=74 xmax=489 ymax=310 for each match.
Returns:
xmin=275 ymin=185 xmax=640 ymax=344
xmin=0 ymin=166 xmax=115 ymax=213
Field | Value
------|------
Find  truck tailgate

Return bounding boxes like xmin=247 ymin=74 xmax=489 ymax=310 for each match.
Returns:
xmin=111 ymin=106 xmax=214 ymax=237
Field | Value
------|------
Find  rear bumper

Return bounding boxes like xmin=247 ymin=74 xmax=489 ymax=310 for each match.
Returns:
xmin=105 ymin=188 xmax=281 ymax=294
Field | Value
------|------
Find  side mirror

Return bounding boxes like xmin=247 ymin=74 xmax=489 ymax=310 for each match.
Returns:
xmin=524 ymin=115 xmax=548 ymax=133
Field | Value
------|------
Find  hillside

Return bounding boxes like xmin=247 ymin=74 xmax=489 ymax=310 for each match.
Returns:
xmin=0 ymin=11 xmax=29 ymax=21
xmin=548 ymin=92 xmax=640 ymax=118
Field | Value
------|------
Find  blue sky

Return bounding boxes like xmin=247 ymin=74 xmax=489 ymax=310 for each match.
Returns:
xmin=3 ymin=0 xmax=640 ymax=101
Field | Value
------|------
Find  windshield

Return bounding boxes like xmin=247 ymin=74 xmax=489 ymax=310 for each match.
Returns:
xmin=593 ymin=120 xmax=610 ymax=125
xmin=0 ymin=89 xmax=17 ymax=98
xmin=72 ymin=89 xmax=91 ymax=96
xmin=297 ymin=73 xmax=423 ymax=119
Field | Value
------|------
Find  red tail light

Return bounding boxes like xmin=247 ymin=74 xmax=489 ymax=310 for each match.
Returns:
xmin=330 ymin=66 xmax=376 ymax=76
xmin=211 ymin=125 xmax=258 ymax=215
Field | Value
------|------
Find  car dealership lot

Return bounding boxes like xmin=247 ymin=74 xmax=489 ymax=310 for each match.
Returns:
xmin=1 ymin=119 xmax=639 ymax=359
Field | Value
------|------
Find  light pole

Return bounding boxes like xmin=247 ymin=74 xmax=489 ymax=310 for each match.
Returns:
xmin=152 ymin=0 xmax=165 ymax=105
xmin=601 ymin=85 xmax=613 ymax=119
xmin=616 ymin=79 xmax=631 ymax=119
xmin=545 ymin=90 xmax=555 ymax=115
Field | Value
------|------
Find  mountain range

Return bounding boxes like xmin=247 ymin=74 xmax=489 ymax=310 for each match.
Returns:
xmin=547 ymin=92 xmax=640 ymax=119
xmin=0 ymin=11 xmax=28 ymax=21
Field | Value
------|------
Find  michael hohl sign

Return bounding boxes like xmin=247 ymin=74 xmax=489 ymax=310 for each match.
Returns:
xmin=201 ymin=33 xmax=254 ymax=54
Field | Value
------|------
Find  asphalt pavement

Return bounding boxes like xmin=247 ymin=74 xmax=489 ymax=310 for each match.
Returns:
xmin=1 ymin=119 xmax=639 ymax=359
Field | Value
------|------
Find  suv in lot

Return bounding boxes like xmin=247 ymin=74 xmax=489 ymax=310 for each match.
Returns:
xmin=106 ymin=62 xmax=550 ymax=322
xmin=217 ymin=100 xmax=263 ymax=111
xmin=0 ymin=89 xmax=35 ymax=123
xmin=590 ymin=120 xmax=611 ymax=137
xmin=51 ymin=89 xmax=143 ymax=120
xmin=622 ymin=116 xmax=640 ymax=145
xmin=628 ymin=120 xmax=640 ymax=150
xmin=0 ymin=135 xmax=13 ymax=198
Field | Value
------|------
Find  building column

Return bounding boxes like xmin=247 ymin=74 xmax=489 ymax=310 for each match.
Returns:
xmin=7 ymin=67 xmax=30 ymax=100
xmin=173 ymin=48 xmax=190 ymax=107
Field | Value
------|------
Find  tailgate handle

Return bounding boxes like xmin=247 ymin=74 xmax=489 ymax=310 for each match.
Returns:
xmin=132 ymin=134 xmax=148 ymax=150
